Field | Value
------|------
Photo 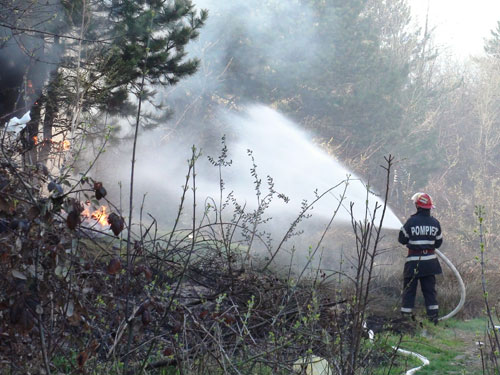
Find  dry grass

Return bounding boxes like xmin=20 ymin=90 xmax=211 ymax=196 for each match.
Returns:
xmin=365 ymin=251 xmax=500 ymax=321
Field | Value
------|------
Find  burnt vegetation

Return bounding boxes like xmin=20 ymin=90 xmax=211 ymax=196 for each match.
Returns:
xmin=1 ymin=0 xmax=500 ymax=374
xmin=0 ymin=125 xmax=408 ymax=374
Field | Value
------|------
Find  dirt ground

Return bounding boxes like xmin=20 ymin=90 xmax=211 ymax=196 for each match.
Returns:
xmin=445 ymin=320 xmax=484 ymax=373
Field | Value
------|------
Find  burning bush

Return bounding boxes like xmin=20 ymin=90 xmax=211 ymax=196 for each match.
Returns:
xmin=0 ymin=130 xmax=404 ymax=374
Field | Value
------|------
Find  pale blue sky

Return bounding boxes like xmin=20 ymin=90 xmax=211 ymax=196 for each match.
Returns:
xmin=410 ymin=0 xmax=500 ymax=58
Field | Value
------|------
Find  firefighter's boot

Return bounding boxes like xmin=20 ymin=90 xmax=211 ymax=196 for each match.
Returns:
xmin=427 ymin=312 xmax=439 ymax=325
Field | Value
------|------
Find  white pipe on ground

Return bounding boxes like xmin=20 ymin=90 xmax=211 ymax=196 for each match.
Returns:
xmin=396 ymin=347 xmax=430 ymax=375
xmin=295 ymin=249 xmax=466 ymax=374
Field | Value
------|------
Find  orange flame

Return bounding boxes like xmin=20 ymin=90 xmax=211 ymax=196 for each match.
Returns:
xmin=82 ymin=203 xmax=109 ymax=227
xmin=92 ymin=206 xmax=108 ymax=226
xmin=28 ymin=137 xmax=71 ymax=151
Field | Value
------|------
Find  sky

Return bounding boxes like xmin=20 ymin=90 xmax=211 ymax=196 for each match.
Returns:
xmin=410 ymin=0 xmax=500 ymax=59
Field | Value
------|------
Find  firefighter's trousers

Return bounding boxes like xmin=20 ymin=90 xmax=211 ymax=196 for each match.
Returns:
xmin=401 ymin=274 xmax=438 ymax=317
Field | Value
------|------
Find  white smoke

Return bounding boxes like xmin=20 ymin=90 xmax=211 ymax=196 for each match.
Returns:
xmin=97 ymin=104 xmax=402 ymax=232
xmin=92 ymin=0 xmax=403 ymax=253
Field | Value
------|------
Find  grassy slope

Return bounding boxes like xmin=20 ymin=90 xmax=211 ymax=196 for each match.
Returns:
xmin=381 ymin=318 xmax=490 ymax=374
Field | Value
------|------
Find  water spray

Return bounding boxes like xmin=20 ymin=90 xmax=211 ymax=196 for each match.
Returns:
xmin=100 ymin=104 xmax=465 ymax=374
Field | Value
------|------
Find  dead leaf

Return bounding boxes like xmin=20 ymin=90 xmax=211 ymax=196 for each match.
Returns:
xmin=67 ymin=310 xmax=82 ymax=326
xmin=89 ymin=339 xmax=100 ymax=353
xmin=27 ymin=206 xmax=40 ymax=220
xmin=134 ymin=265 xmax=153 ymax=282
xmin=94 ymin=182 xmax=107 ymax=200
xmin=77 ymin=350 xmax=88 ymax=368
xmin=0 ymin=197 xmax=13 ymax=214
xmin=19 ymin=309 xmax=34 ymax=333
xmin=134 ymin=240 xmax=143 ymax=255
xmin=143 ymin=266 xmax=153 ymax=282
xmin=107 ymin=213 xmax=124 ymax=236
xmin=223 ymin=313 xmax=236 ymax=325
xmin=66 ymin=210 xmax=80 ymax=230
xmin=10 ymin=299 xmax=23 ymax=324
xmin=0 ymin=250 xmax=9 ymax=263
xmin=10 ymin=299 xmax=34 ymax=333
xmin=141 ymin=307 xmax=151 ymax=326
xmin=106 ymin=258 xmax=122 ymax=275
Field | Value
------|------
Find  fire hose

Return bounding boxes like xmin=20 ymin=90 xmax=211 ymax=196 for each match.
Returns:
xmin=435 ymin=249 xmax=466 ymax=321
xmin=295 ymin=250 xmax=466 ymax=374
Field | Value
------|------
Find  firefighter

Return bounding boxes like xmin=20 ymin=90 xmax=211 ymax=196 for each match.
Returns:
xmin=398 ymin=192 xmax=443 ymax=324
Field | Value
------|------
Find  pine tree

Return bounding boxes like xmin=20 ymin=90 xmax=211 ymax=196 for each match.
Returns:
xmin=79 ymin=0 xmax=207 ymax=122
xmin=0 ymin=0 xmax=207 ymax=162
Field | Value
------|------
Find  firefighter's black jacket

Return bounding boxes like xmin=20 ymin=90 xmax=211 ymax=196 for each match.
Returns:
xmin=398 ymin=208 xmax=443 ymax=277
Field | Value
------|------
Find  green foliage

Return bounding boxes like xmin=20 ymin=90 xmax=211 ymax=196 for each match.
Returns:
xmin=78 ymin=0 xmax=207 ymax=120
xmin=374 ymin=319 xmax=486 ymax=374
xmin=0 ymin=0 xmax=207 ymax=149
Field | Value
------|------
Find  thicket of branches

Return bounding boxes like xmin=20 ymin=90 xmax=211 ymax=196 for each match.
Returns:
xmin=164 ymin=0 xmax=500 ymax=323
xmin=0 ymin=118 xmax=408 ymax=375
xmin=2 ymin=0 xmax=500 ymax=374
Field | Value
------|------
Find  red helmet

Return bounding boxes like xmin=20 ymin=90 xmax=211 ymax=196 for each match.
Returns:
xmin=411 ymin=192 xmax=434 ymax=209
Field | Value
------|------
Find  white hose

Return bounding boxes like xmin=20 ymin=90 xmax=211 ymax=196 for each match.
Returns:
xmin=396 ymin=347 xmax=430 ymax=375
xmin=435 ymin=249 xmax=466 ymax=321
xmin=298 ymin=250 xmax=466 ymax=375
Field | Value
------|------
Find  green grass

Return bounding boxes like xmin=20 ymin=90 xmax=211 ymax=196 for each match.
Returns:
xmin=47 ymin=318 xmax=491 ymax=375
xmin=373 ymin=318 xmax=491 ymax=375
